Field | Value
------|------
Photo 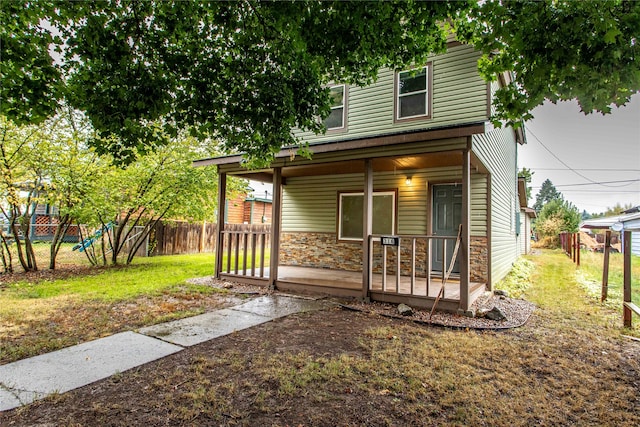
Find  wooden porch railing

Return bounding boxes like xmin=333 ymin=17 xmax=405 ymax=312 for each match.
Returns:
xmin=218 ymin=226 xmax=270 ymax=280
xmin=368 ymin=234 xmax=459 ymax=298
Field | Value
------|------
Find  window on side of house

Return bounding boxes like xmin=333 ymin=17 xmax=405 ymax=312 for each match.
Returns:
xmin=338 ymin=191 xmax=396 ymax=241
xmin=324 ymin=84 xmax=346 ymax=130
xmin=396 ymin=65 xmax=430 ymax=120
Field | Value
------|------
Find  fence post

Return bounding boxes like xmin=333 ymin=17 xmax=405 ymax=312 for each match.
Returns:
xmin=601 ymin=230 xmax=611 ymax=301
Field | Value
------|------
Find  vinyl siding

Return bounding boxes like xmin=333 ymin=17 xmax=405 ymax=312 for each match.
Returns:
xmin=282 ymin=167 xmax=487 ymax=237
xmin=292 ymin=44 xmax=488 ymax=144
xmin=632 ymin=232 xmax=640 ymax=256
xmin=473 ymin=125 xmax=519 ymax=284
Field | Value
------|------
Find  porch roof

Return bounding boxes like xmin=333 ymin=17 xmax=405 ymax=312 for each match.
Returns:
xmin=193 ymin=122 xmax=487 ymax=168
xmin=194 ymin=122 xmax=489 ymax=182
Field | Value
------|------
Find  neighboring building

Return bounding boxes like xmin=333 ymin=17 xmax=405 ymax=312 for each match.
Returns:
xmin=196 ymin=39 xmax=526 ymax=314
xmin=225 ymin=190 xmax=272 ymax=224
xmin=517 ymin=177 xmax=536 ymax=255
xmin=31 ymin=203 xmax=80 ymax=243
xmin=581 ymin=208 xmax=640 ymax=257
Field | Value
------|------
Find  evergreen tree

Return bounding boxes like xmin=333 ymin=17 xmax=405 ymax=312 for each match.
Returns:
xmin=533 ymin=179 xmax=563 ymax=213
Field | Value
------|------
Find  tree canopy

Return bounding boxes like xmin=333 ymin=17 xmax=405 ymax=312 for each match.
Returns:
xmin=2 ymin=0 xmax=639 ymax=166
xmin=533 ymin=179 xmax=563 ymax=213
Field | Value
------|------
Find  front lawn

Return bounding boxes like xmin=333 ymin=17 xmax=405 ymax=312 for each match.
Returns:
xmin=0 ymin=253 xmax=234 ymax=364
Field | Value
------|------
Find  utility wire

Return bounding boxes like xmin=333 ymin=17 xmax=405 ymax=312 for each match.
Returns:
xmin=524 ymin=126 xmax=635 ymax=188
xmin=530 ymin=178 xmax=640 ymax=188
xmin=529 ymin=167 xmax=640 ymax=172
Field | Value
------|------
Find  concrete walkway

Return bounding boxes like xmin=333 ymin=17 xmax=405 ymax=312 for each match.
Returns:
xmin=0 ymin=294 xmax=331 ymax=412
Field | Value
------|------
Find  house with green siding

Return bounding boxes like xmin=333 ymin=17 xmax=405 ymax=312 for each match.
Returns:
xmin=195 ymin=40 xmax=526 ymax=315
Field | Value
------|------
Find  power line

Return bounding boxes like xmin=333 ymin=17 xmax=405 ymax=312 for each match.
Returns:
xmin=524 ymin=126 xmax=634 ymax=188
xmin=550 ymin=190 xmax=640 ymax=194
xmin=528 ymin=167 xmax=640 ymax=172
xmin=531 ymin=178 xmax=640 ymax=188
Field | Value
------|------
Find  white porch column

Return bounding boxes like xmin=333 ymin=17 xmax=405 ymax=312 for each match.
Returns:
xmin=269 ymin=167 xmax=283 ymax=290
xmin=362 ymin=159 xmax=373 ymax=299
xmin=459 ymin=144 xmax=471 ymax=313
xmin=214 ymin=170 xmax=226 ymax=279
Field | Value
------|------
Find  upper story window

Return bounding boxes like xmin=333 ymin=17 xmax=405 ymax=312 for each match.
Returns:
xmin=395 ymin=64 xmax=431 ymax=121
xmin=324 ymin=84 xmax=347 ymax=130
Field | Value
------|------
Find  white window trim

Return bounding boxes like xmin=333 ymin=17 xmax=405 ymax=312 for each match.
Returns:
xmin=338 ymin=191 xmax=396 ymax=241
xmin=326 ymin=84 xmax=346 ymax=130
xmin=396 ymin=65 xmax=429 ymax=120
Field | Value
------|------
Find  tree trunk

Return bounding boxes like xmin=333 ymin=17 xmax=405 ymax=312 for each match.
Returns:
xmin=49 ymin=214 xmax=72 ymax=270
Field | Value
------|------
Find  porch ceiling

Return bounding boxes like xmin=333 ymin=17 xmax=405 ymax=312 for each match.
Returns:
xmin=233 ymin=151 xmax=465 ymax=181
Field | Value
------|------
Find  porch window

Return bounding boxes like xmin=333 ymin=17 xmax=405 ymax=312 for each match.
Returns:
xmin=395 ymin=65 xmax=431 ymax=120
xmin=324 ymin=84 xmax=346 ymax=130
xmin=338 ymin=191 xmax=396 ymax=241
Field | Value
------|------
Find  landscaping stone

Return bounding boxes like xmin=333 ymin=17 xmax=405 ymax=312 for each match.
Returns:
xmin=397 ymin=304 xmax=413 ymax=316
xmin=485 ymin=306 xmax=507 ymax=321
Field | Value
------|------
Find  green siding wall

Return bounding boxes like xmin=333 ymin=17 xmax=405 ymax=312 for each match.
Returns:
xmin=472 ymin=125 xmax=519 ymax=285
xmin=293 ymin=44 xmax=488 ymax=144
xmin=282 ymin=167 xmax=487 ymax=237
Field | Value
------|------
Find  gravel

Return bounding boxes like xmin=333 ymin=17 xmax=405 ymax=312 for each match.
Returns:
xmin=342 ymin=292 xmax=536 ymax=330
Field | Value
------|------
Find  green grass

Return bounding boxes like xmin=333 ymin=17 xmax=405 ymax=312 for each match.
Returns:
xmin=4 ymin=253 xmax=217 ymax=301
xmin=0 ymin=253 xmax=232 ymax=364
xmin=576 ymin=250 xmax=640 ymax=307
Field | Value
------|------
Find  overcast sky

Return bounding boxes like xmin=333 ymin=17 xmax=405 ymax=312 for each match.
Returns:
xmin=520 ymin=93 xmax=640 ymax=215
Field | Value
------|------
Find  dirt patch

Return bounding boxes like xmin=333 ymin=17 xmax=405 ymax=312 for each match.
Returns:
xmin=0 ymin=265 xmax=99 ymax=287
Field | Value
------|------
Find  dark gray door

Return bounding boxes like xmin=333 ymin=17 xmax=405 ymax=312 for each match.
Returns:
xmin=432 ymin=184 xmax=461 ymax=273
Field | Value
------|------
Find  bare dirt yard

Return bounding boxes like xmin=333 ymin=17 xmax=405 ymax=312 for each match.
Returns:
xmin=2 ymin=251 xmax=640 ymax=426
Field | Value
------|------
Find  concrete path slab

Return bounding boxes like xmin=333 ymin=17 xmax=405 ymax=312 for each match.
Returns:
xmin=138 ymin=309 xmax=272 ymax=347
xmin=0 ymin=332 xmax=182 ymax=411
xmin=1 ymin=294 xmax=332 ymax=412
xmin=231 ymin=294 xmax=329 ymax=318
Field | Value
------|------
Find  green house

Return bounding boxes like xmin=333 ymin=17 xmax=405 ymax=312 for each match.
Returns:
xmin=196 ymin=41 xmax=526 ymax=315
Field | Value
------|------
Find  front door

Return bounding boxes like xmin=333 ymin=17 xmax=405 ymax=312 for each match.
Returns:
xmin=432 ymin=184 xmax=461 ymax=273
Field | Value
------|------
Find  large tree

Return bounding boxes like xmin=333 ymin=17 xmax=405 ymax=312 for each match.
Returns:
xmin=2 ymin=1 xmax=639 ymax=165
xmin=533 ymin=179 xmax=563 ymax=213
xmin=534 ymin=199 xmax=581 ymax=241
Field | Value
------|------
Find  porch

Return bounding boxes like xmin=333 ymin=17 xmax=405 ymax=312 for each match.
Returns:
xmin=217 ymin=228 xmax=487 ymax=313
xmin=221 ymin=265 xmax=486 ymax=312
xmin=199 ymin=127 xmax=493 ymax=314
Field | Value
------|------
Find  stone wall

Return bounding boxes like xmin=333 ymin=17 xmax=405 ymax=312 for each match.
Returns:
xmin=280 ymin=232 xmax=489 ymax=283
xmin=280 ymin=232 xmax=362 ymax=271
xmin=470 ymin=236 xmax=488 ymax=283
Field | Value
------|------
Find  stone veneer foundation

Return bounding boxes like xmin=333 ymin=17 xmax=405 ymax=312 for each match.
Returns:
xmin=280 ymin=232 xmax=488 ymax=283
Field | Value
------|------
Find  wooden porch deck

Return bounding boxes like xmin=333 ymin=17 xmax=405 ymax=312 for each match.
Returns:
xmin=223 ymin=265 xmax=486 ymax=309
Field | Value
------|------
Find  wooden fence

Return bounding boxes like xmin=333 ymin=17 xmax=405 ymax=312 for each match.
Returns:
xmin=562 ymin=230 xmax=639 ymax=327
xmin=559 ymin=232 xmax=580 ymax=266
xmin=152 ymin=221 xmax=271 ymax=256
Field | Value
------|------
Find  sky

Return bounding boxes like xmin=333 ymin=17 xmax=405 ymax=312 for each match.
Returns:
xmin=520 ymin=93 xmax=640 ymax=215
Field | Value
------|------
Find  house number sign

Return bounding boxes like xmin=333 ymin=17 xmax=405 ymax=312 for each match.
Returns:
xmin=381 ymin=236 xmax=400 ymax=246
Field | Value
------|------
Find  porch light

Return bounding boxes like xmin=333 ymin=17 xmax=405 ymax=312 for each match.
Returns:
xmin=405 ymin=176 xmax=412 ymax=186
